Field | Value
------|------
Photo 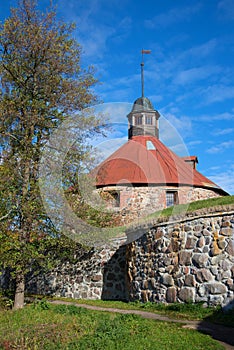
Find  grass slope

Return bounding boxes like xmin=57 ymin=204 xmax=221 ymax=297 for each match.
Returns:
xmin=148 ymin=195 xmax=234 ymax=220
xmin=0 ymin=303 xmax=225 ymax=350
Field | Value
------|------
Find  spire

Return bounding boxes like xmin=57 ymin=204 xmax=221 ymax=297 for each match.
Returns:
xmin=141 ymin=49 xmax=151 ymax=97
xmin=127 ymin=50 xmax=160 ymax=140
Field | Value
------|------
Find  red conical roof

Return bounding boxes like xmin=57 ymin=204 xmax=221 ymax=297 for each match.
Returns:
xmin=94 ymin=135 xmax=226 ymax=194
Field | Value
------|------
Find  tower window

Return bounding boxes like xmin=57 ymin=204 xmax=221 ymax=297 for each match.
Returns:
xmin=135 ymin=116 xmax=143 ymax=125
xmin=145 ymin=116 xmax=152 ymax=125
xmin=166 ymin=191 xmax=178 ymax=207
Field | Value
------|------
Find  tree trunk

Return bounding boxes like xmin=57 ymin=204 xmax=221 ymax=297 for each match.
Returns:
xmin=13 ymin=273 xmax=25 ymax=309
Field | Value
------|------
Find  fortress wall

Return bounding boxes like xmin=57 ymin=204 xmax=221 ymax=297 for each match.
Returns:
xmin=23 ymin=207 xmax=234 ymax=307
xmin=25 ymin=236 xmax=127 ymax=301
xmin=127 ymin=210 xmax=234 ymax=306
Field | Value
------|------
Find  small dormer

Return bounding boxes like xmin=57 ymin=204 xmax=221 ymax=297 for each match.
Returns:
xmin=181 ymin=156 xmax=198 ymax=169
xmin=127 ymin=96 xmax=160 ymax=139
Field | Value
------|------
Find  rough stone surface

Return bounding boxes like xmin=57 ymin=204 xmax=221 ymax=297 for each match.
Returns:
xmin=184 ymin=274 xmax=196 ymax=287
xmin=1 ymin=208 xmax=232 ymax=308
xmin=25 ymin=237 xmax=127 ymax=301
xmin=96 ymin=186 xmax=222 ymax=224
xmin=226 ymin=240 xmax=234 ymax=256
xmin=127 ymin=211 xmax=234 ymax=307
xmin=206 ymin=283 xmax=228 ymax=295
xmin=179 ymin=251 xmax=192 ymax=265
xmin=196 ymin=269 xmax=213 ymax=283
xmin=192 ymin=254 xmax=208 ymax=268
xmin=166 ymin=287 xmax=177 ymax=303
xmin=161 ymin=274 xmax=174 ymax=286
xmin=179 ymin=287 xmax=195 ymax=303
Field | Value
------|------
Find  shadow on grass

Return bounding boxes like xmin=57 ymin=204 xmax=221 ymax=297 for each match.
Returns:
xmin=197 ymin=300 xmax=234 ymax=347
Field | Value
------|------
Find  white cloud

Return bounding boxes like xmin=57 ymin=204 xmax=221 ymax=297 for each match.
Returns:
xmin=183 ymin=40 xmax=218 ymax=60
xmin=199 ymin=112 xmax=234 ymax=121
xmin=111 ymin=74 xmax=140 ymax=89
xmin=218 ymin=0 xmax=234 ymax=20
xmin=141 ymin=40 xmax=222 ymax=109
xmin=94 ymin=102 xmax=131 ymax=124
xmin=186 ymin=140 xmax=203 ymax=148
xmin=204 ymin=85 xmax=234 ymax=104
xmin=174 ymin=65 xmax=222 ymax=85
xmin=147 ymin=94 xmax=163 ymax=105
xmin=206 ymin=140 xmax=234 ymax=154
xmin=213 ymin=128 xmax=234 ymax=136
xmin=77 ymin=20 xmax=115 ymax=58
xmin=160 ymin=112 xmax=192 ymax=136
xmin=159 ymin=114 xmax=190 ymax=157
xmin=209 ymin=165 xmax=234 ymax=194
xmin=110 ymin=16 xmax=132 ymax=44
xmin=209 ymin=166 xmax=221 ymax=171
xmin=144 ymin=3 xmax=202 ymax=29
xmin=98 ymin=73 xmax=140 ymax=100
xmin=57 ymin=0 xmax=121 ymax=59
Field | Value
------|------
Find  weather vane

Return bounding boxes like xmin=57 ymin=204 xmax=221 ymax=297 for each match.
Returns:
xmin=141 ymin=49 xmax=151 ymax=97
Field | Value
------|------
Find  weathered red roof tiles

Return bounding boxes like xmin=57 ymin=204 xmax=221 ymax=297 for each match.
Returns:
xmin=95 ymin=135 xmax=226 ymax=194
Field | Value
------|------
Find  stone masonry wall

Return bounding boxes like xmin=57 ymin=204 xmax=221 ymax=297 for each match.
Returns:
xmin=98 ymin=185 xmax=222 ymax=224
xmin=182 ymin=187 xmax=222 ymax=203
xmin=26 ymin=237 xmax=127 ymax=301
xmin=127 ymin=210 xmax=234 ymax=306
xmin=20 ymin=206 xmax=234 ymax=308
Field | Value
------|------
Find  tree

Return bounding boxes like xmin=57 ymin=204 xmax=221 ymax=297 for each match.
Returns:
xmin=0 ymin=0 xmax=104 ymax=309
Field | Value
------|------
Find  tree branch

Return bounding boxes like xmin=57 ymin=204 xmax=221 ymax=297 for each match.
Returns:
xmin=0 ymin=209 xmax=12 ymax=221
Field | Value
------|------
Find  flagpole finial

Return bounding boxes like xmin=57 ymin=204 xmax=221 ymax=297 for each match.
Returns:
xmin=141 ymin=49 xmax=151 ymax=98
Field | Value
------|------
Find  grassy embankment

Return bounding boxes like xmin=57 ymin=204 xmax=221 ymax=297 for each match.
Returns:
xmin=150 ymin=194 xmax=234 ymax=220
xmin=89 ymin=195 xmax=234 ymax=241
xmin=0 ymin=301 xmax=226 ymax=350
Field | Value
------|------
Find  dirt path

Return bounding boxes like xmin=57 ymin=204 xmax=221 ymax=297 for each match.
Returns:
xmin=49 ymin=300 xmax=234 ymax=350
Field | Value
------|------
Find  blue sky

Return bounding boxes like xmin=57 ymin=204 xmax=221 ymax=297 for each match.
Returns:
xmin=1 ymin=0 xmax=234 ymax=194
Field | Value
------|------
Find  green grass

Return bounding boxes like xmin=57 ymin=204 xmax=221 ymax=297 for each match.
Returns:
xmin=0 ymin=302 xmax=225 ymax=350
xmin=144 ymin=195 xmax=234 ymax=222
xmin=186 ymin=194 xmax=234 ymax=210
xmin=46 ymin=297 xmax=234 ymax=326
